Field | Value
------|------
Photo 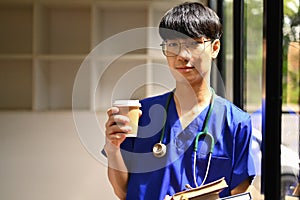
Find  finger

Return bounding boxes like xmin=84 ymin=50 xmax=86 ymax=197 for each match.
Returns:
xmin=107 ymin=107 xmax=119 ymax=116
xmin=164 ymin=195 xmax=172 ymax=200
xmin=105 ymin=114 xmax=130 ymax=128
xmin=108 ymin=132 xmax=127 ymax=140
xmin=106 ymin=107 xmax=119 ymax=127
xmin=106 ymin=124 xmax=132 ymax=136
xmin=113 ymin=114 xmax=130 ymax=124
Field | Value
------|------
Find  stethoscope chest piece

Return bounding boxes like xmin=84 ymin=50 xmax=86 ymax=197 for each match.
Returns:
xmin=152 ymin=142 xmax=167 ymax=158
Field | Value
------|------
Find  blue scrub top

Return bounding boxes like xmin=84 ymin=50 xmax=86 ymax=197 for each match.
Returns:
xmin=120 ymin=91 xmax=255 ymax=200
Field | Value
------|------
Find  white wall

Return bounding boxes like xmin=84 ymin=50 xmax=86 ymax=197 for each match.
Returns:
xmin=0 ymin=111 xmax=118 ymax=200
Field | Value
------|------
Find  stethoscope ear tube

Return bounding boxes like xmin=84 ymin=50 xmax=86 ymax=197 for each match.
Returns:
xmin=192 ymin=89 xmax=215 ymax=187
xmin=194 ymin=131 xmax=215 ymax=153
xmin=194 ymin=88 xmax=215 ymax=153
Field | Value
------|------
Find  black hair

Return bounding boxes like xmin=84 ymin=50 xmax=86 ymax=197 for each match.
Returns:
xmin=159 ymin=2 xmax=223 ymax=40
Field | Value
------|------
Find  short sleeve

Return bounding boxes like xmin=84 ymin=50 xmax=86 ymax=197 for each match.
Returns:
xmin=230 ymin=116 xmax=256 ymax=190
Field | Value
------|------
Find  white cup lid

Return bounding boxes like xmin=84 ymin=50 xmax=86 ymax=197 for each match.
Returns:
xmin=113 ymin=100 xmax=141 ymax=107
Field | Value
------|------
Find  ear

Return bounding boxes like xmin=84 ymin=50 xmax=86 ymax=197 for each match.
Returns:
xmin=211 ymin=39 xmax=221 ymax=59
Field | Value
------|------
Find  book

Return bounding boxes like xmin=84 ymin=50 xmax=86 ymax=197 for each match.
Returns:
xmin=220 ymin=192 xmax=252 ymax=200
xmin=284 ymin=196 xmax=300 ymax=200
xmin=172 ymin=177 xmax=228 ymax=200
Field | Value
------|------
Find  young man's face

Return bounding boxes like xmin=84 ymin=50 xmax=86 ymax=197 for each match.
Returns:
xmin=163 ymin=37 xmax=220 ymax=86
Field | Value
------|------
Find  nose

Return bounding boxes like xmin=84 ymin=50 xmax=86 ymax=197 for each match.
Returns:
xmin=177 ymin=45 xmax=191 ymax=60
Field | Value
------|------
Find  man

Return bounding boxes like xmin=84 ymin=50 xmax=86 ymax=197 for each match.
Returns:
xmin=104 ymin=2 xmax=255 ymax=199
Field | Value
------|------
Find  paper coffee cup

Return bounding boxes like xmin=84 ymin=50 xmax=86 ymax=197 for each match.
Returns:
xmin=113 ymin=100 xmax=141 ymax=137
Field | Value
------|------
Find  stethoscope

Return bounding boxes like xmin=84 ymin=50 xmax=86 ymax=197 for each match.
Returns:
xmin=152 ymin=88 xmax=215 ymax=188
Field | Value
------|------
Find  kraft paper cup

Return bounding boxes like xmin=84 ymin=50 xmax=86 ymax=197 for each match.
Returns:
xmin=113 ymin=100 xmax=141 ymax=137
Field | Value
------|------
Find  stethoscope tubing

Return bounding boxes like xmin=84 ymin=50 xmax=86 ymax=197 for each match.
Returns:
xmin=153 ymin=88 xmax=216 ymax=188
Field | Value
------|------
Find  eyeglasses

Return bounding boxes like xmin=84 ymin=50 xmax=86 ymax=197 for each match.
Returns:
xmin=160 ymin=39 xmax=211 ymax=57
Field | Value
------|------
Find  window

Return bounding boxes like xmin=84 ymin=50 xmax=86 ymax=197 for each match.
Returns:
xmin=222 ymin=0 xmax=299 ymax=199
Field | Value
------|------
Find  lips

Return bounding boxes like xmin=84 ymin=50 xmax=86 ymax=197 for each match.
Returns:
xmin=176 ymin=65 xmax=194 ymax=68
xmin=175 ymin=66 xmax=195 ymax=72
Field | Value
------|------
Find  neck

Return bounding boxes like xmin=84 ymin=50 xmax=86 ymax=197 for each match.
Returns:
xmin=174 ymin=83 xmax=212 ymax=117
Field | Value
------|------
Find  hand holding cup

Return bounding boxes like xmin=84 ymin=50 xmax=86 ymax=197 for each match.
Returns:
xmin=112 ymin=100 xmax=141 ymax=137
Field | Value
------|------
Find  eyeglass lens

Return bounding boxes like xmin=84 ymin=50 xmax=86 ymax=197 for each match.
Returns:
xmin=161 ymin=40 xmax=210 ymax=57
